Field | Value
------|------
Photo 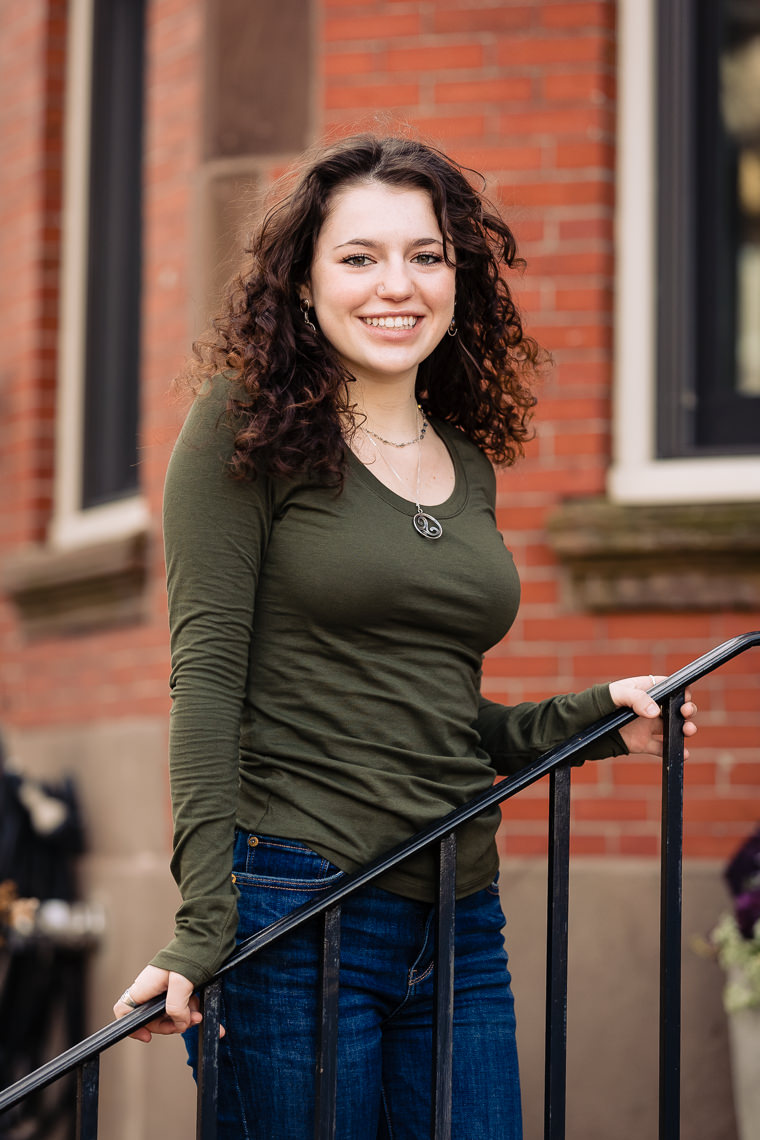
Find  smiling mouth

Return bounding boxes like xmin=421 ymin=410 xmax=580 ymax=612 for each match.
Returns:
xmin=361 ymin=316 xmax=419 ymax=329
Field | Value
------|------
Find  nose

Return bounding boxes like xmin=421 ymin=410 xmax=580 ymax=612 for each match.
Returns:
xmin=377 ymin=257 xmax=414 ymax=301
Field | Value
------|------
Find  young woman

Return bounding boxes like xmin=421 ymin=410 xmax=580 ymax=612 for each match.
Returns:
xmin=114 ymin=135 xmax=697 ymax=1138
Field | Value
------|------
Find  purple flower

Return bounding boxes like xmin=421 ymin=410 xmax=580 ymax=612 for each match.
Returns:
xmin=724 ymin=826 xmax=760 ymax=940
xmin=734 ymin=890 xmax=760 ymax=940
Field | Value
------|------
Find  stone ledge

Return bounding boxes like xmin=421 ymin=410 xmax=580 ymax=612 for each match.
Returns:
xmin=1 ymin=531 xmax=150 ymax=637
xmin=545 ymin=499 xmax=760 ymax=611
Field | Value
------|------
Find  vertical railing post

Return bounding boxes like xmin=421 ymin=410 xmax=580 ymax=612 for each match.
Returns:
xmin=196 ymin=980 xmax=222 ymax=1140
xmin=5 ymin=637 xmax=756 ymax=1140
xmin=659 ymin=688 xmax=685 ymax=1139
xmin=544 ymin=763 xmax=571 ymax=1140
xmin=431 ymin=831 xmax=457 ymax=1140
xmin=76 ymin=1057 xmax=100 ymax=1140
xmin=314 ymin=905 xmax=341 ymax=1140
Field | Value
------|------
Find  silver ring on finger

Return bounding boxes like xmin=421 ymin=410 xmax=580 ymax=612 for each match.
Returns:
xmin=119 ymin=988 xmax=139 ymax=1009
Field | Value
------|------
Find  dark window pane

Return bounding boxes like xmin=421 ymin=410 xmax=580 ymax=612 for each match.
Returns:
xmin=657 ymin=0 xmax=760 ymax=457
xmin=694 ymin=0 xmax=760 ymax=449
xmin=81 ymin=0 xmax=145 ymax=508
xmin=721 ymin=4 xmax=760 ymax=399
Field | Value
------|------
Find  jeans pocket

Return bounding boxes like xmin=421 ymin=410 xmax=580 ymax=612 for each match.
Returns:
xmin=231 ymin=831 xmax=345 ymax=892
xmin=230 ymin=832 xmax=345 ymax=960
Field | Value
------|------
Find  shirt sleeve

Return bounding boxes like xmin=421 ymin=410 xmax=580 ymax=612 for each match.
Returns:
xmin=150 ymin=377 xmax=274 ymax=985
xmin=470 ymin=458 xmax=626 ymax=773
xmin=475 ymin=684 xmax=629 ymax=777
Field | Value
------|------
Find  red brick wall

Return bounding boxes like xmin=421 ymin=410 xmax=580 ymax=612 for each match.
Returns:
xmin=1 ymin=0 xmax=758 ymax=863
xmin=317 ymin=0 xmax=760 ymax=861
xmin=0 ymin=0 xmax=205 ymax=732
xmin=0 ymin=0 xmax=65 ymax=553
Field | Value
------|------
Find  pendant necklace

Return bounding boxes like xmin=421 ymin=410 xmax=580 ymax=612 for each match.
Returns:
xmin=362 ymin=414 xmax=443 ymax=541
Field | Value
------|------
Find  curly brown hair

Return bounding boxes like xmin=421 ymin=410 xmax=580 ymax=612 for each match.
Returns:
xmin=191 ymin=134 xmax=542 ymax=485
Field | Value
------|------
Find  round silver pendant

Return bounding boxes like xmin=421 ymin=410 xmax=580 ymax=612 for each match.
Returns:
xmin=413 ymin=511 xmax=443 ymax=540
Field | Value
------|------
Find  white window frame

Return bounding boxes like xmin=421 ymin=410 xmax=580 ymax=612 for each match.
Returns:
xmin=609 ymin=0 xmax=760 ymax=504
xmin=52 ymin=0 xmax=149 ymax=550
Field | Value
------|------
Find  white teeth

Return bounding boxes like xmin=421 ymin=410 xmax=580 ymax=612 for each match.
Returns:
xmin=362 ymin=316 xmax=418 ymax=328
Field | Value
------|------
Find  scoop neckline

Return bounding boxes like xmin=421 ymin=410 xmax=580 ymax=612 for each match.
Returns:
xmin=344 ymin=419 xmax=469 ymax=520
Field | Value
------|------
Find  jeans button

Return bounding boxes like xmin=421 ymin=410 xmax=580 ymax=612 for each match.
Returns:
xmin=248 ymin=836 xmax=259 ymax=848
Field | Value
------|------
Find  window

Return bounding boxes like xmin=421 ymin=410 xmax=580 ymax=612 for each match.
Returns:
xmin=658 ymin=0 xmax=760 ymax=456
xmin=81 ymin=0 xmax=145 ymax=507
xmin=53 ymin=0 xmax=148 ymax=546
xmin=610 ymin=0 xmax=760 ymax=503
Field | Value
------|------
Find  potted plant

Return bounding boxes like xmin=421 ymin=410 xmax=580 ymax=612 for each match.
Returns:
xmin=710 ymin=827 xmax=760 ymax=1140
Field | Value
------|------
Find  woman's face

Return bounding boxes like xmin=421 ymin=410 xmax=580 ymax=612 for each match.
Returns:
xmin=304 ymin=181 xmax=456 ymax=389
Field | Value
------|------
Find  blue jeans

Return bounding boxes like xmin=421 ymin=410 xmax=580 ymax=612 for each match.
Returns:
xmin=185 ymin=831 xmax=522 ymax=1139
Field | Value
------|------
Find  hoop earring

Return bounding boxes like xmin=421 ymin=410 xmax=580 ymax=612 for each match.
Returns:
xmin=447 ymin=317 xmax=458 ymax=337
xmin=301 ymin=298 xmax=316 ymax=332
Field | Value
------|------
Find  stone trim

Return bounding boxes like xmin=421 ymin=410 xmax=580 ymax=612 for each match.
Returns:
xmin=546 ymin=498 xmax=760 ymax=611
xmin=1 ymin=531 xmax=149 ymax=637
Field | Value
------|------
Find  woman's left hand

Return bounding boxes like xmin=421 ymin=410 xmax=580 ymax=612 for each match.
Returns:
xmin=609 ymin=676 xmax=698 ymax=758
xmin=113 ymin=965 xmax=203 ymax=1043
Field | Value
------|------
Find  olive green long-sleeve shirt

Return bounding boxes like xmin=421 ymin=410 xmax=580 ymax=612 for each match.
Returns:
xmin=151 ymin=378 xmax=625 ymax=984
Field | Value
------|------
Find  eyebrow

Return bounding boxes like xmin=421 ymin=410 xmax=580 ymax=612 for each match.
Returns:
xmin=333 ymin=237 xmax=444 ymax=251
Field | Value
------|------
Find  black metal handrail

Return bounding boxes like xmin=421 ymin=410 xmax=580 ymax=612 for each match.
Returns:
xmin=1 ymin=631 xmax=758 ymax=1139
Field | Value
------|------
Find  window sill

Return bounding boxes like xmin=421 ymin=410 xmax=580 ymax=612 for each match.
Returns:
xmin=1 ymin=529 xmax=150 ymax=637
xmin=545 ymin=498 xmax=760 ymax=611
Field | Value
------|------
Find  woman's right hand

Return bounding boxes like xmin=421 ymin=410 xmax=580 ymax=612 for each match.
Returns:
xmin=113 ymin=964 xmax=203 ymax=1044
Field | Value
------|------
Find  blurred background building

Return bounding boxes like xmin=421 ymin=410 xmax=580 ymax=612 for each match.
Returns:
xmin=0 ymin=0 xmax=758 ymax=1137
